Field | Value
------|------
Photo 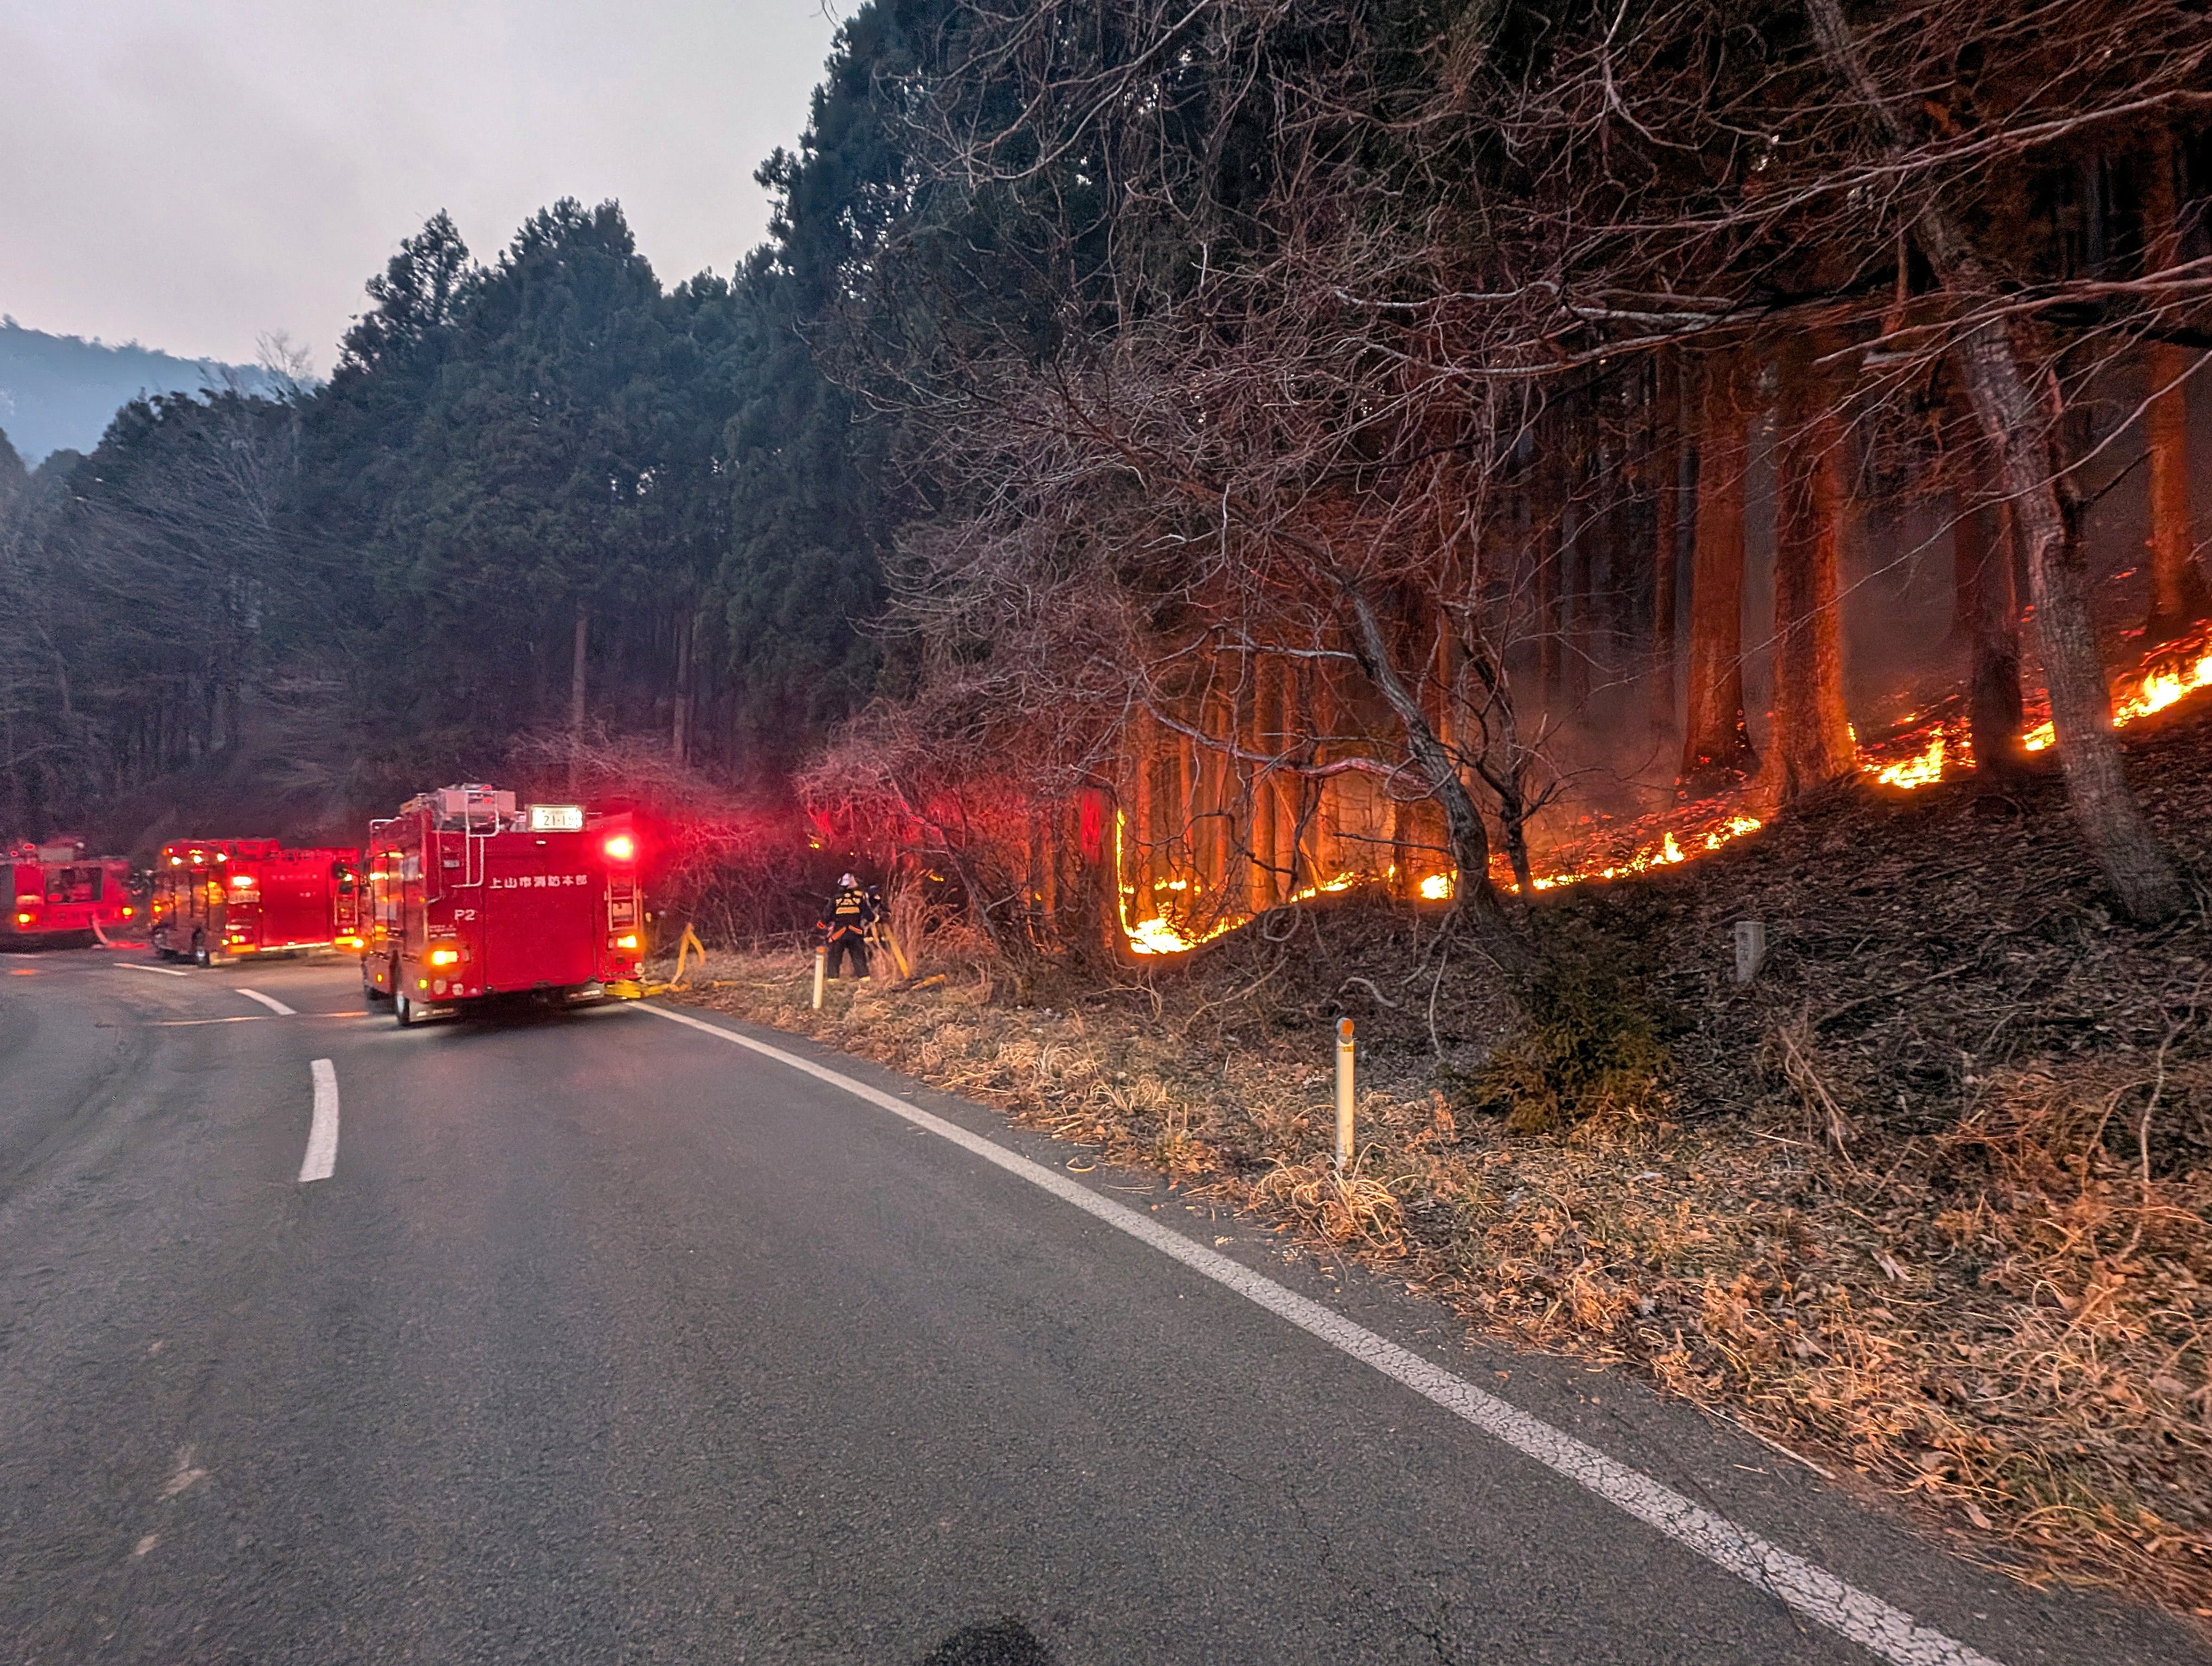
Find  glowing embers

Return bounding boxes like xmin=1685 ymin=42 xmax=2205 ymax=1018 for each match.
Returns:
xmin=1510 ymin=811 xmax=1763 ymax=894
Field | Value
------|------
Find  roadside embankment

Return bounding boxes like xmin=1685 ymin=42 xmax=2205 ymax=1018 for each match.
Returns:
xmin=666 ymin=703 xmax=2212 ymax=1618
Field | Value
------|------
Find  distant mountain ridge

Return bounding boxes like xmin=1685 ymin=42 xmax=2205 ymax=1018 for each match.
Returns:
xmin=0 ymin=318 xmax=279 ymax=463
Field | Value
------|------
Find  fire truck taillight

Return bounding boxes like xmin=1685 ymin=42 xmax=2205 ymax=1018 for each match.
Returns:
xmin=230 ymin=874 xmax=255 ymax=888
xmin=429 ymin=947 xmax=460 ymax=967
xmin=14 ymin=912 xmax=31 ymax=925
xmin=602 ymin=834 xmax=635 ymax=863
xmin=615 ymin=934 xmax=638 ymax=950
xmin=122 ymin=907 xmax=134 ymax=918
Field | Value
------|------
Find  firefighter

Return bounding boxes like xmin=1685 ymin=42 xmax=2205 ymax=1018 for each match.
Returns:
xmin=818 ymin=872 xmax=879 ymax=980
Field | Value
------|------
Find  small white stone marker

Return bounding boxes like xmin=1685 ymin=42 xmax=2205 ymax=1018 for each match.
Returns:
xmin=1733 ymin=920 xmax=1768 ymax=984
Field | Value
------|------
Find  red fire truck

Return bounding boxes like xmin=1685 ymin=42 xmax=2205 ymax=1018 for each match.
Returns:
xmin=150 ymin=839 xmax=358 ymax=965
xmin=331 ymin=854 xmax=364 ymax=950
xmin=360 ymin=785 xmax=642 ymax=1026
xmin=5 ymin=840 xmax=136 ymax=944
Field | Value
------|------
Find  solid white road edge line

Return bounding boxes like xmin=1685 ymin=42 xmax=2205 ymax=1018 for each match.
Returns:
xmin=234 ymin=987 xmax=296 ymax=1016
xmin=638 ymin=1002 xmax=2003 ymax=1666
xmin=117 ymin=963 xmax=189 ymax=978
xmin=299 ymin=1059 xmax=339 ymax=1184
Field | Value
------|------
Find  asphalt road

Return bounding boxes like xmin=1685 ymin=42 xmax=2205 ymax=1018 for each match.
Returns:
xmin=2 ymin=944 xmax=2204 ymax=1666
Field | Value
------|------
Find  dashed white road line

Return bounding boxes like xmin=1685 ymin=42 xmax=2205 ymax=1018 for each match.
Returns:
xmin=298 ymin=1059 xmax=339 ymax=1183
xmin=117 ymin=962 xmax=189 ymax=978
xmin=638 ymin=1002 xmax=2004 ymax=1666
xmin=233 ymin=987 xmax=295 ymax=1016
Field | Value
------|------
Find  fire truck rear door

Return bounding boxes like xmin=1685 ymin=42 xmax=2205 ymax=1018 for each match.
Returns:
xmin=481 ymin=849 xmax=599 ymax=991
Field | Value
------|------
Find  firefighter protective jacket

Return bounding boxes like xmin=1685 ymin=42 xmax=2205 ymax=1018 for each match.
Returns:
xmin=818 ymin=885 xmax=879 ymax=941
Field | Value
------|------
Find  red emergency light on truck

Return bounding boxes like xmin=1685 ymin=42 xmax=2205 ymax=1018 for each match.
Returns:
xmin=5 ymin=839 xmax=134 ymax=943
xmin=359 ymin=785 xmax=642 ymax=1026
xmin=150 ymin=839 xmax=357 ymax=964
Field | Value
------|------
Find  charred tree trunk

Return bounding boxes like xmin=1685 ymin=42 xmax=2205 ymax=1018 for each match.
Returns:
xmin=1536 ymin=426 xmax=1563 ymax=702
xmin=1806 ymin=0 xmax=2182 ymax=921
xmin=1130 ymin=702 xmax=1158 ymax=920
xmin=1680 ymin=351 xmax=1757 ymax=788
xmin=1304 ymin=657 xmax=1339 ymax=879
xmin=1204 ymin=690 xmax=1232 ymax=913
xmin=1953 ymin=489 xmax=2027 ymax=780
xmin=1650 ymin=351 xmax=1682 ymax=743
xmin=1492 ymin=762 xmax=1538 ymax=899
xmin=1276 ymin=656 xmax=1308 ymax=895
xmin=1248 ymin=655 xmax=1281 ymax=909
xmin=2144 ymin=342 xmax=2204 ymax=642
xmin=1772 ymin=335 xmax=1859 ymax=800
xmin=1561 ymin=433 xmax=1592 ymax=707
xmin=1342 ymin=582 xmax=1528 ymax=972
xmin=2141 ymin=127 xmax=2210 ymax=643
xmin=1171 ymin=719 xmax=1194 ymax=875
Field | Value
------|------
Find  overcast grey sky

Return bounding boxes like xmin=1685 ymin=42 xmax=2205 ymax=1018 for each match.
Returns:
xmin=0 ymin=1 xmax=844 ymax=368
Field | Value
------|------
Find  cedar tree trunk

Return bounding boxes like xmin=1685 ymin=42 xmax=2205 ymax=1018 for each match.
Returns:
xmin=1805 ymin=0 xmax=2183 ymax=920
xmin=1680 ymin=351 xmax=1757 ymax=787
xmin=1650 ymin=350 xmax=1682 ymax=742
xmin=1772 ymin=334 xmax=1859 ymax=799
xmin=672 ymin=611 xmax=693 ymax=766
xmin=568 ymin=603 xmax=588 ymax=796
xmin=1953 ymin=491 xmax=2027 ymax=779
xmin=2142 ymin=126 xmax=2210 ymax=641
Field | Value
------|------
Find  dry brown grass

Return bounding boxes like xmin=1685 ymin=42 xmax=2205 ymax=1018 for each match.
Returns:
xmin=660 ymin=707 xmax=2212 ymax=1619
xmin=668 ymin=940 xmax=2209 ymax=1614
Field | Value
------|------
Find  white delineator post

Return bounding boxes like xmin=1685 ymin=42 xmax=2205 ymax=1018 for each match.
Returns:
xmin=1335 ymin=1017 xmax=1356 ymax=1173
xmin=813 ymin=945 xmax=827 ymax=1010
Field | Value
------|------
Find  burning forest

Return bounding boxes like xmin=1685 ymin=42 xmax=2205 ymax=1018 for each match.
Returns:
xmin=790 ymin=0 xmax=2212 ymax=985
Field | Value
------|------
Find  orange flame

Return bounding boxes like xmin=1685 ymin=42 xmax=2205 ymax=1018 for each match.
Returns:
xmin=1113 ymin=623 xmax=2212 ymax=953
xmin=1870 ymin=729 xmax=1947 ymax=790
xmin=1876 ymin=624 xmax=2212 ymax=780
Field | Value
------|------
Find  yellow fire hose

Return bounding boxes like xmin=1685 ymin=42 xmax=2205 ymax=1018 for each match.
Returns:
xmin=620 ymin=922 xmax=708 ymax=999
xmin=670 ymin=923 xmax=708 ymax=988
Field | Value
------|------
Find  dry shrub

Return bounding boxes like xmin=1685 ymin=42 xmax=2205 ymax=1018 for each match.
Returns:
xmin=1469 ymin=951 xmax=1670 ymax=1132
xmin=1252 ymin=1155 xmax=1410 ymax=1256
xmin=1760 ymin=1013 xmax=1861 ymax=1159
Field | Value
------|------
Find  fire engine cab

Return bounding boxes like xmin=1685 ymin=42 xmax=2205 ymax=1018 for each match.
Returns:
xmin=5 ymin=839 xmax=134 ymax=943
xmin=151 ymin=840 xmax=358 ymax=964
xmin=360 ymin=785 xmax=642 ymax=1026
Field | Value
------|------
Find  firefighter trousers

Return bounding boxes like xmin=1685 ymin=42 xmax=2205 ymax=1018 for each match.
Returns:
xmin=826 ymin=934 xmax=870 ymax=979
